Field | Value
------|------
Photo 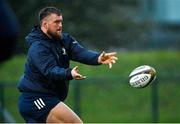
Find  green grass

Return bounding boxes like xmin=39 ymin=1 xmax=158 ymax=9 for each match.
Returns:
xmin=0 ymin=55 xmax=26 ymax=83
xmin=0 ymin=50 xmax=180 ymax=122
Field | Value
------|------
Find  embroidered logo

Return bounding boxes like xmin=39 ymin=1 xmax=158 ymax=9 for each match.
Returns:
xmin=62 ymin=47 xmax=66 ymax=55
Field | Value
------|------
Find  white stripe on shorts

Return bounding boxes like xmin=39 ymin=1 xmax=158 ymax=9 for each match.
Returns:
xmin=34 ymin=101 xmax=41 ymax=110
xmin=39 ymin=98 xmax=45 ymax=106
xmin=36 ymin=99 xmax=44 ymax=108
xmin=34 ymin=98 xmax=46 ymax=110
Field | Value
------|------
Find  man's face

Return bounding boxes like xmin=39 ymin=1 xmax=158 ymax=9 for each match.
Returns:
xmin=43 ymin=13 xmax=63 ymax=40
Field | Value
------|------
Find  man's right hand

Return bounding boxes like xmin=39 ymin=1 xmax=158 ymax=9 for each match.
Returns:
xmin=71 ymin=66 xmax=86 ymax=80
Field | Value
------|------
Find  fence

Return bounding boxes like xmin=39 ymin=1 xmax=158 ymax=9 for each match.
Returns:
xmin=71 ymin=77 xmax=160 ymax=123
xmin=0 ymin=84 xmax=16 ymax=123
xmin=0 ymin=76 xmax=179 ymax=123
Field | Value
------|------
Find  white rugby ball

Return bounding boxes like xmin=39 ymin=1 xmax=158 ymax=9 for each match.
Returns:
xmin=129 ymin=65 xmax=156 ymax=88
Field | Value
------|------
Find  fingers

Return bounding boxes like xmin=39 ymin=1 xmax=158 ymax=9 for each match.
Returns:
xmin=109 ymin=63 xmax=112 ymax=69
xmin=111 ymin=56 xmax=118 ymax=60
xmin=101 ymin=55 xmax=118 ymax=64
xmin=99 ymin=51 xmax=105 ymax=58
xmin=74 ymin=66 xmax=78 ymax=71
xmin=101 ymin=51 xmax=106 ymax=57
xmin=72 ymin=66 xmax=86 ymax=80
xmin=75 ymin=74 xmax=86 ymax=80
xmin=105 ymin=52 xmax=117 ymax=56
xmin=108 ymin=59 xmax=116 ymax=69
xmin=98 ymin=51 xmax=118 ymax=64
xmin=99 ymin=51 xmax=118 ymax=69
xmin=74 ymin=66 xmax=78 ymax=69
xmin=98 ymin=51 xmax=105 ymax=63
xmin=112 ymin=60 xmax=116 ymax=64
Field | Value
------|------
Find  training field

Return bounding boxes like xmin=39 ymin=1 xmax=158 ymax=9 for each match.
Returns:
xmin=0 ymin=50 xmax=179 ymax=122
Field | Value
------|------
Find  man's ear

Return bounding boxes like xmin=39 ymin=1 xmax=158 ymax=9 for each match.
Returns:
xmin=42 ymin=21 xmax=48 ymax=29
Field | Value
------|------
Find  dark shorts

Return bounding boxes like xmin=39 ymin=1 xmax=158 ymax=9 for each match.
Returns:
xmin=18 ymin=92 xmax=60 ymax=123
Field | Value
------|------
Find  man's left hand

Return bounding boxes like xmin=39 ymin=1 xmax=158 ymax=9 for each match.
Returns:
xmin=98 ymin=51 xmax=118 ymax=69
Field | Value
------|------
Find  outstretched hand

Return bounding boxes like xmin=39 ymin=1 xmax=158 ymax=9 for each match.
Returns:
xmin=98 ymin=51 xmax=118 ymax=69
xmin=71 ymin=66 xmax=86 ymax=80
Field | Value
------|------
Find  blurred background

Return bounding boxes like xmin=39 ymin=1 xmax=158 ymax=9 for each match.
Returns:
xmin=0 ymin=0 xmax=179 ymax=123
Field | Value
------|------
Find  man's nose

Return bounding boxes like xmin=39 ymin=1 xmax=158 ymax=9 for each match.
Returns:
xmin=59 ymin=23 xmax=62 ymax=29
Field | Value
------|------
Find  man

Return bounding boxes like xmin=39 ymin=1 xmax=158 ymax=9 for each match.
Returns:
xmin=18 ymin=6 xmax=118 ymax=123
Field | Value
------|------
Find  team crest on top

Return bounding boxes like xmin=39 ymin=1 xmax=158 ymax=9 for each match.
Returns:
xmin=62 ymin=47 xmax=66 ymax=55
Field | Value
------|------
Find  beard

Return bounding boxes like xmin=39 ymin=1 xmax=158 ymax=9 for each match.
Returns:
xmin=47 ymin=29 xmax=61 ymax=40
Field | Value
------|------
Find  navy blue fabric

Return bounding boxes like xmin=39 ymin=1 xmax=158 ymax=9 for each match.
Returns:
xmin=18 ymin=26 xmax=100 ymax=101
xmin=0 ymin=0 xmax=19 ymax=62
xmin=18 ymin=92 xmax=60 ymax=123
xmin=0 ymin=0 xmax=19 ymax=38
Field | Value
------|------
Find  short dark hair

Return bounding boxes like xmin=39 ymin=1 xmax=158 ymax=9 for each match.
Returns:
xmin=38 ymin=6 xmax=62 ymax=25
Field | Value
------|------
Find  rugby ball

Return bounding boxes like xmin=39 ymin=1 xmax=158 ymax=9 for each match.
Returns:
xmin=129 ymin=65 xmax=156 ymax=88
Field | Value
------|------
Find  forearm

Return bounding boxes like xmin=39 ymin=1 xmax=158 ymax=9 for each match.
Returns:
xmin=71 ymin=50 xmax=101 ymax=65
xmin=49 ymin=66 xmax=73 ymax=81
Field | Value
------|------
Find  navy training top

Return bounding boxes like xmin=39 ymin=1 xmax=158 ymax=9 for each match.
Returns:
xmin=18 ymin=26 xmax=100 ymax=101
